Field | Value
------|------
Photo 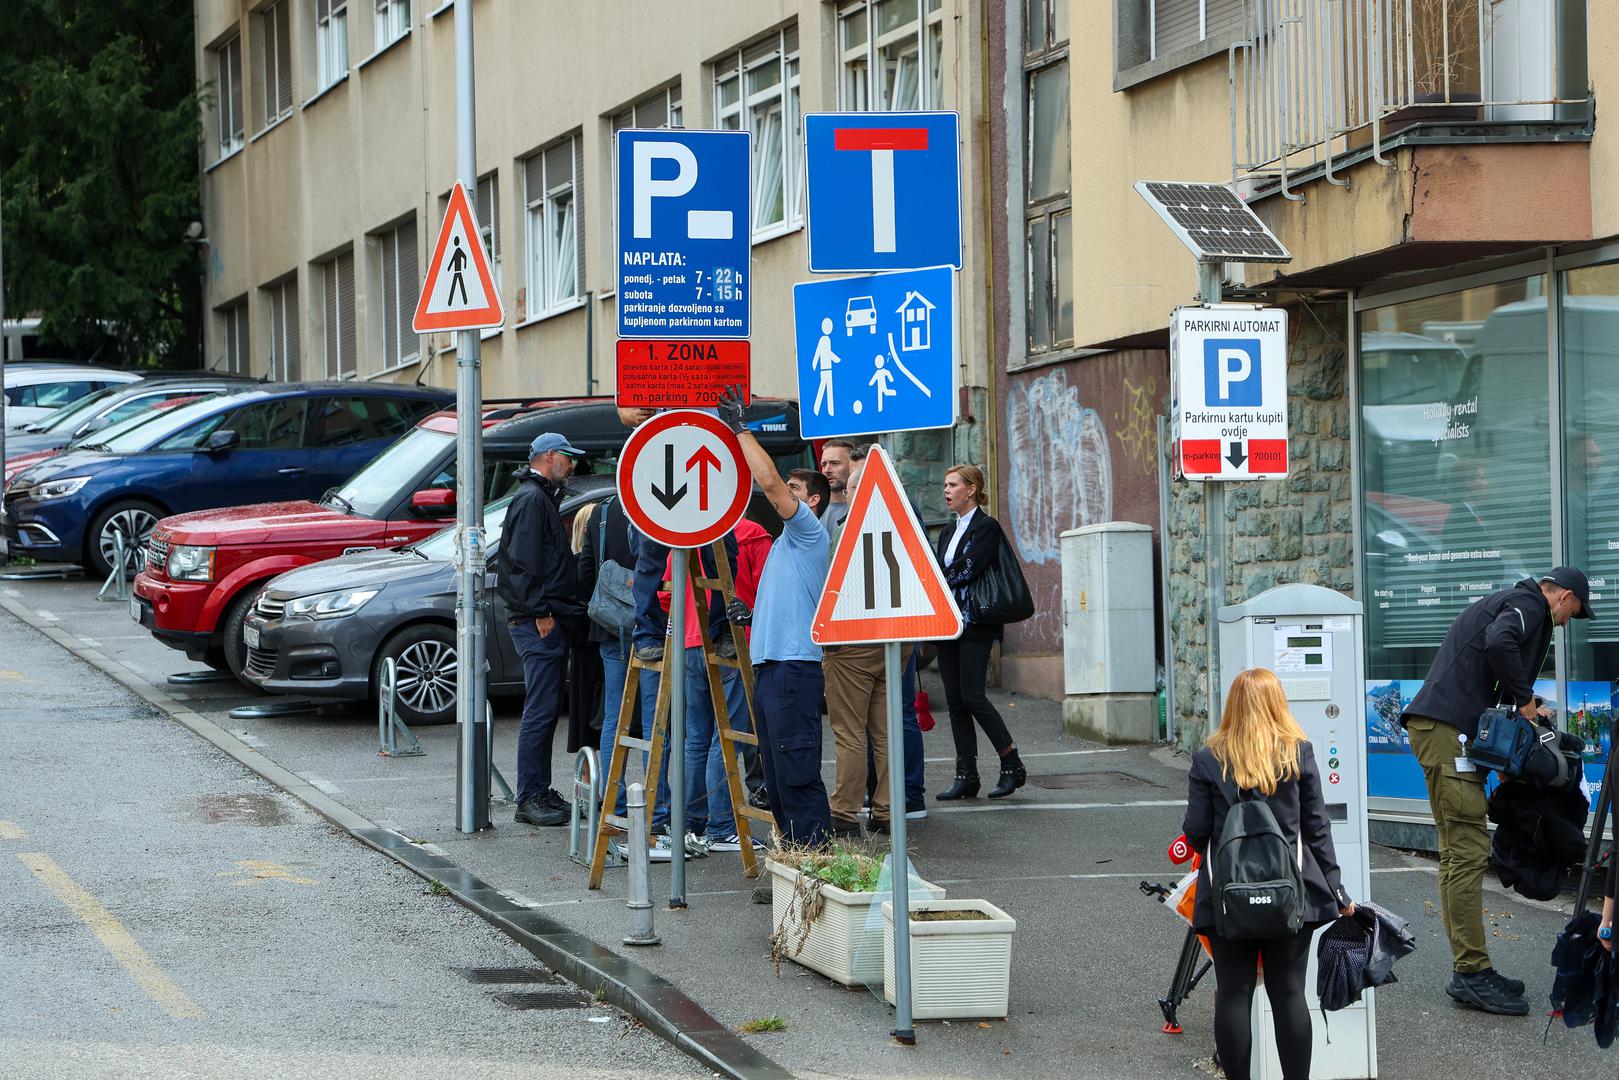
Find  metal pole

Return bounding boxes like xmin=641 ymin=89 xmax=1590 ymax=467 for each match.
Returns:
xmin=623 ymin=782 xmax=661 ymax=945
xmin=668 ymin=547 xmax=688 ymax=907
xmin=1198 ymin=264 xmax=1225 ymax=735
xmin=453 ymin=0 xmax=490 ymax=833
xmin=886 ymin=639 xmax=914 ymax=1043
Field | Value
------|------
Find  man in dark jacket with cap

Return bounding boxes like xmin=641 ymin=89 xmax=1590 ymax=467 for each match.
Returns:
xmin=1402 ymin=566 xmax=1593 ymax=1014
xmin=498 ymin=432 xmax=584 ymax=827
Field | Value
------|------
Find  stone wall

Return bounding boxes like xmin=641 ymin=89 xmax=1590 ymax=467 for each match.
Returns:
xmin=1166 ymin=299 xmax=1354 ymax=747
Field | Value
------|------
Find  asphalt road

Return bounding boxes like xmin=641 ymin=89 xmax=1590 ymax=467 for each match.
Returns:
xmin=0 ymin=602 xmax=708 ymax=1080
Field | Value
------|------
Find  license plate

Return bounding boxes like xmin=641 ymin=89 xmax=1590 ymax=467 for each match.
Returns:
xmin=243 ymin=623 xmax=261 ymax=649
xmin=128 ymin=595 xmax=141 ymax=623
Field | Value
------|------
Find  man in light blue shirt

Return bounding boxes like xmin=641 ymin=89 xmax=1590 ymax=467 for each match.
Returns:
xmin=718 ymin=388 xmax=833 ymax=847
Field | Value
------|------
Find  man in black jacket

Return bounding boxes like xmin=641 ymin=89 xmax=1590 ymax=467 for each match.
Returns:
xmin=1402 ymin=566 xmax=1593 ymax=1014
xmin=498 ymin=432 xmax=585 ymax=827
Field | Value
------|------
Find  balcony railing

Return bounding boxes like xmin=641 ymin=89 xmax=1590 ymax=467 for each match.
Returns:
xmin=1230 ymin=0 xmax=1589 ymax=197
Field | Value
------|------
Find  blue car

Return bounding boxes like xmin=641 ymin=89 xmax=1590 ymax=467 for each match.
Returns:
xmin=0 ymin=382 xmax=452 ymax=576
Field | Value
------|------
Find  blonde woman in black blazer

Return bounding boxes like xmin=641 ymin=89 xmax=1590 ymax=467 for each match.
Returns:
xmin=932 ymin=464 xmax=1025 ymax=801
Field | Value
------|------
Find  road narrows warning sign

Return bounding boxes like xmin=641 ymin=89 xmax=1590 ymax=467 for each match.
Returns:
xmin=812 ymin=445 xmax=962 ymax=646
xmin=414 ymin=184 xmax=504 ymax=333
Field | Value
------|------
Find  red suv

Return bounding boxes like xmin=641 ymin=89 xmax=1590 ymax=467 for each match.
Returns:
xmin=132 ymin=400 xmax=589 ymax=682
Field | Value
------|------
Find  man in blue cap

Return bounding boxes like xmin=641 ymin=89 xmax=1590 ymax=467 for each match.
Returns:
xmin=498 ymin=432 xmax=585 ymax=827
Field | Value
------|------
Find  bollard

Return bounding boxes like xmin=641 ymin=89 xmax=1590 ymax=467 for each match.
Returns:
xmin=622 ymin=782 xmax=660 ymax=946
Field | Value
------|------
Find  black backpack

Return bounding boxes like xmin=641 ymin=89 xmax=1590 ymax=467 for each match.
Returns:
xmin=1208 ymin=774 xmax=1305 ymax=940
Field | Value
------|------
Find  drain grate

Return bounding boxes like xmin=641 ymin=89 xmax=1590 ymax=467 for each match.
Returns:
xmin=493 ymin=990 xmax=593 ymax=1010
xmin=1030 ymin=770 xmax=1157 ymax=790
xmin=455 ymin=966 xmax=560 ymax=985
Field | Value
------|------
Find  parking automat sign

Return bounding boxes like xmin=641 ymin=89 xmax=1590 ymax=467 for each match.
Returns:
xmin=792 ymin=266 xmax=957 ymax=440
xmin=803 ymin=112 xmax=962 ymax=273
xmin=616 ymin=410 xmax=750 ymax=548
xmin=615 ymin=129 xmax=751 ymax=339
xmin=1171 ymin=305 xmax=1289 ymax=480
xmin=615 ymin=341 xmax=751 ymax=410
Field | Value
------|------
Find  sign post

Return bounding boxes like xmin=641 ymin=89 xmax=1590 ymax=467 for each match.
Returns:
xmin=414 ymin=0 xmax=506 ymax=835
xmin=615 ymin=410 xmax=752 ymax=906
xmin=811 ymin=444 xmax=963 ymax=1043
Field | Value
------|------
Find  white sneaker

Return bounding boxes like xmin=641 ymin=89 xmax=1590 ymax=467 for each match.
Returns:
xmin=647 ymin=833 xmax=675 ymax=862
xmin=708 ymin=832 xmax=765 ymax=852
xmin=905 ymin=805 xmax=929 ymax=820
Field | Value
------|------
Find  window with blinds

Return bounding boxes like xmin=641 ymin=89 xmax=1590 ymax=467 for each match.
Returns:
xmin=376 ymin=218 xmax=420 ymax=371
xmin=220 ymin=301 xmax=250 ymax=375
xmin=1151 ymin=0 xmax=1242 ymax=59
xmin=259 ymin=2 xmax=293 ymax=126
xmin=609 ymin=85 xmax=683 ymax=133
xmin=266 ymin=278 xmax=300 ymax=381
xmin=322 ymin=251 xmax=356 ymax=379
xmin=213 ymin=32 xmax=244 ymax=157
xmin=316 ymin=0 xmax=349 ymax=92
xmin=523 ymin=134 xmax=584 ymax=317
xmin=374 ymin=0 xmax=410 ymax=51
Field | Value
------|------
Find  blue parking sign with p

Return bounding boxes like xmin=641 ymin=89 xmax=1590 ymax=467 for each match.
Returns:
xmin=1203 ymin=339 xmax=1263 ymax=406
xmin=615 ymin=128 xmax=751 ymax=339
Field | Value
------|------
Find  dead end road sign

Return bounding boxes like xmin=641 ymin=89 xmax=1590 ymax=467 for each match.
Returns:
xmin=615 ymin=340 xmax=751 ymax=410
xmin=812 ymin=445 xmax=962 ymax=646
xmin=617 ymin=410 xmax=750 ymax=548
xmin=414 ymin=183 xmax=503 ymax=333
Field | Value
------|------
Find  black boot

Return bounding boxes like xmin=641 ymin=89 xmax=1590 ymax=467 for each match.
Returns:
xmin=936 ymin=760 xmax=980 ymax=801
xmin=988 ymin=750 xmax=1026 ymax=799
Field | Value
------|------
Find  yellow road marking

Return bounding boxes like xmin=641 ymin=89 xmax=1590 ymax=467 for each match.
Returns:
xmin=217 ymin=859 xmax=316 ymax=887
xmin=17 ymin=852 xmax=205 ymax=1019
xmin=0 ymin=821 xmax=25 ymax=841
xmin=0 ymin=670 xmax=31 ymax=681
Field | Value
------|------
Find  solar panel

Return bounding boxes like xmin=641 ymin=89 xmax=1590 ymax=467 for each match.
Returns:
xmin=1134 ymin=181 xmax=1292 ymax=264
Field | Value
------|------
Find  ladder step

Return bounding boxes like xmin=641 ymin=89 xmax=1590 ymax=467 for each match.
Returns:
xmin=718 ymin=728 xmax=758 ymax=746
xmin=601 ymin=814 xmax=630 ymax=830
xmin=618 ymin=736 xmax=652 ymax=752
xmin=736 ymin=805 xmax=777 ymax=824
xmin=710 ymin=656 xmax=743 ymax=670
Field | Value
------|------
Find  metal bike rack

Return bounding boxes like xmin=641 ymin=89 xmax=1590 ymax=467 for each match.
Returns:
xmin=486 ymin=700 xmax=514 ymax=803
xmin=568 ymin=747 xmax=620 ymax=868
xmin=95 ymin=528 xmax=138 ymax=603
xmin=377 ymin=656 xmax=425 ymax=758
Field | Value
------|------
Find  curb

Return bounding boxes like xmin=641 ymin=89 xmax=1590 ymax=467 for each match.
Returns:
xmin=0 ymin=594 xmax=792 ymax=1080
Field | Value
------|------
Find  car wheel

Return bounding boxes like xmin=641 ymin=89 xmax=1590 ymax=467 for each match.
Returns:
xmin=220 ymin=586 xmax=267 ymax=691
xmin=376 ymin=624 xmax=458 ymax=726
xmin=86 ymin=499 xmax=163 ymax=579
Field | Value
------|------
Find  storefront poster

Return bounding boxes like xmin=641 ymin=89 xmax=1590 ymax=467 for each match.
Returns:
xmin=1365 ymin=678 xmax=1606 ymax=801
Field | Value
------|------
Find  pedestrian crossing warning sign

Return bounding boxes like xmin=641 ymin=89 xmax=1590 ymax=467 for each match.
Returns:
xmin=413 ymin=183 xmax=504 ymax=333
xmin=812 ymin=445 xmax=963 ymax=646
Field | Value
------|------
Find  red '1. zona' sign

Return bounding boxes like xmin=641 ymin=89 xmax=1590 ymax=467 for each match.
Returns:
xmin=615 ymin=340 xmax=751 ymax=410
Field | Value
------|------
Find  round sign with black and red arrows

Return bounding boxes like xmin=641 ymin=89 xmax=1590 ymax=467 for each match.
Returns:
xmin=617 ymin=410 xmax=750 ymax=548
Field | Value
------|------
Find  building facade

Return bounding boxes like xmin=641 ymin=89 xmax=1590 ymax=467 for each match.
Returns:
xmin=195 ymin=0 xmax=1000 ymax=521
xmin=985 ymin=0 xmax=1614 ymax=831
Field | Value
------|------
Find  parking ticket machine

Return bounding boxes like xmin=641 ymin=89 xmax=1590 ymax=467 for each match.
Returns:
xmin=1218 ymin=584 xmax=1376 ymax=1080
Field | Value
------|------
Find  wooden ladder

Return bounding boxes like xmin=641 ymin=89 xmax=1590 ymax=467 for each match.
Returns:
xmin=587 ymin=538 xmax=777 ymax=889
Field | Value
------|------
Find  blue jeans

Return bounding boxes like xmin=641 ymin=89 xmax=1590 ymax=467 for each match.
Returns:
xmin=681 ymin=646 xmax=752 ymax=838
xmin=867 ymin=649 xmax=925 ymax=807
xmin=632 ymin=531 xmax=737 ymax=651
xmin=509 ymin=618 xmax=568 ymax=806
xmin=598 ymin=638 xmax=664 ymax=821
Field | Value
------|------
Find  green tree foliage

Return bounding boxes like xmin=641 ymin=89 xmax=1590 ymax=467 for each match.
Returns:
xmin=0 ymin=1 xmax=202 ymax=366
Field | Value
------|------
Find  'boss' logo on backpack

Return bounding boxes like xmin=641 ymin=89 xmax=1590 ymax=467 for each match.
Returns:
xmin=1248 ymin=895 xmax=1274 ymax=905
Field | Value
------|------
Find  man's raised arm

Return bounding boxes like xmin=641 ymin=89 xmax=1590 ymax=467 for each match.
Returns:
xmin=717 ymin=386 xmax=797 ymax=521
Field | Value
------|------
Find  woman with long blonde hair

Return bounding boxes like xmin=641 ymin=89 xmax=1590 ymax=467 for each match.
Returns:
xmin=1183 ymin=668 xmax=1354 ymax=1080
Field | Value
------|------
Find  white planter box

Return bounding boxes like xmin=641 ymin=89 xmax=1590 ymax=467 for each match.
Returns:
xmin=768 ymin=860 xmax=945 ymax=987
xmin=882 ymin=898 xmax=1017 ymax=1019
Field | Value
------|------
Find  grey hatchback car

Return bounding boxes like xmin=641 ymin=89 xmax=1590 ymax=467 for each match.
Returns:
xmin=241 ymin=476 xmax=613 ymax=724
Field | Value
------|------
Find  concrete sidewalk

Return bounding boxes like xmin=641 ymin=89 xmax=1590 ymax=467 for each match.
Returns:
xmin=3 ymin=572 xmax=1611 ymax=1079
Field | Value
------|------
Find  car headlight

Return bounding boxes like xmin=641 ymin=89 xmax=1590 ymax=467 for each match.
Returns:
xmin=26 ymin=475 xmax=90 ymax=500
xmin=166 ymin=544 xmax=216 ymax=582
xmin=286 ymin=588 xmax=379 ymax=620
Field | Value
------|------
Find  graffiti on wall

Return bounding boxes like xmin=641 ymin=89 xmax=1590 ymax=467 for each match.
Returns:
xmin=1005 ymin=370 xmax=1114 ymax=564
xmin=1113 ymin=376 xmax=1161 ymax=470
